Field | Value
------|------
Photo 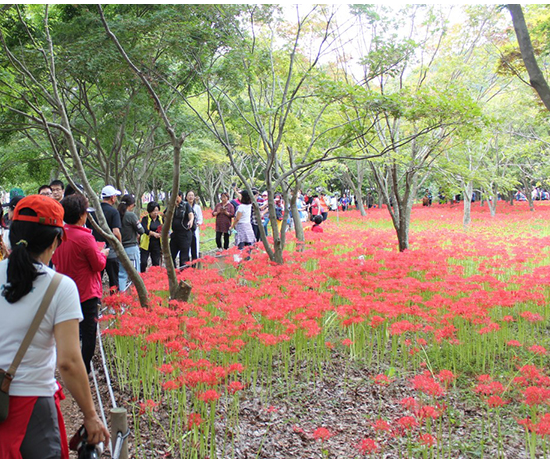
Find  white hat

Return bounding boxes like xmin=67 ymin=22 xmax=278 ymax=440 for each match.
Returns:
xmin=101 ymin=185 xmax=121 ymax=199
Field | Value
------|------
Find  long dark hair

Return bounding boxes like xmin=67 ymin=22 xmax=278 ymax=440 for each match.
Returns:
xmin=4 ymin=209 xmax=63 ymax=304
xmin=118 ymin=194 xmax=135 ymax=219
xmin=240 ymin=190 xmax=252 ymax=205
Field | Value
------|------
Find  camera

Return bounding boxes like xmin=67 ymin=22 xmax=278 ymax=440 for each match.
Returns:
xmin=70 ymin=425 xmax=104 ymax=459
xmin=231 ymin=182 xmax=236 ymax=188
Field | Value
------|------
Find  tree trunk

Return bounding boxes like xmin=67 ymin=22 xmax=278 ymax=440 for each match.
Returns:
xmin=463 ymin=181 xmax=473 ymax=229
xmin=488 ymin=187 xmax=498 ymax=217
xmin=353 ymin=185 xmax=367 ymax=216
xmin=521 ymin=177 xmax=535 ymax=211
xmin=508 ymin=5 xmax=550 ymax=112
xmin=509 ymin=190 xmax=514 ymax=206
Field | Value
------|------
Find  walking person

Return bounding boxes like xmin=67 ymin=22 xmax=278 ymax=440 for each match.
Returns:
xmin=213 ymin=192 xmax=235 ymax=250
xmin=118 ymin=194 xmax=144 ymax=292
xmin=139 ymin=201 xmax=163 ymax=272
xmin=0 ymin=195 xmax=109 ymax=458
xmin=52 ymin=194 xmax=109 ymax=374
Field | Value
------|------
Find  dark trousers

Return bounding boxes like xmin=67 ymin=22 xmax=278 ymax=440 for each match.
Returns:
xmin=140 ymin=245 xmax=161 ymax=272
xmin=170 ymin=230 xmax=192 ymax=267
xmin=216 ymin=231 xmax=230 ymax=249
xmin=190 ymin=231 xmax=198 ymax=260
xmin=104 ymin=257 xmax=119 ymax=291
xmin=252 ymin=223 xmax=260 ymax=241
xmin=80 ymin=297 xmax=99 ymax=374
xmin=321 ymin=212 xmax=328 ymax=221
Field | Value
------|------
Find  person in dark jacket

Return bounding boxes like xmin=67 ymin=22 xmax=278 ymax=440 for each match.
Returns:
xmin=170 ymin=191 xmax=194 ymax=268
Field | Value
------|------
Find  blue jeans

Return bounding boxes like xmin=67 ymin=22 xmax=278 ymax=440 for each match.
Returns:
xmin=119 ymin=245 xmax=140 ymax=292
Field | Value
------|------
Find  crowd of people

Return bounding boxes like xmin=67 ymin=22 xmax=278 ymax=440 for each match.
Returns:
xmin=0 ymin=178 xmax=355 ymax=457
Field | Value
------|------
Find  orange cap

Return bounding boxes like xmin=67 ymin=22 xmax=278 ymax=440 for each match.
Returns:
xmin=13 ymin=195 xmax=66 ymax=240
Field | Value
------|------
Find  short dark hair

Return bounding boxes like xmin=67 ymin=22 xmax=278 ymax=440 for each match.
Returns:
xmin=38 ymin=185 xmax=52 ymax=194
xmin=313 ymin=215 xmax=323 ymax=225
xmin=147 ymin=201 xmax=159 ymax=214
xmin=49 ymin=179 xmax=64 ymax=190
xmin=240 ymin=189 xmax=252 ymax=204
xmin=61 ymin=194 xmax=88 ymax=224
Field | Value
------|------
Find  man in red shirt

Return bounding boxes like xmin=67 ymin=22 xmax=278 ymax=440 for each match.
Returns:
xmin=52 ymin=194 xmax=108 ymax=374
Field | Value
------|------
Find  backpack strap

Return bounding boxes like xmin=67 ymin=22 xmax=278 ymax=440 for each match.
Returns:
xmin=7 ymin=273 xmax=63 ymax=377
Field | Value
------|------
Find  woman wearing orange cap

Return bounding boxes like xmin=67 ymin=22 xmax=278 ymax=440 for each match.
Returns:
xmin=0 ymin=195 xmax=109 ymax=458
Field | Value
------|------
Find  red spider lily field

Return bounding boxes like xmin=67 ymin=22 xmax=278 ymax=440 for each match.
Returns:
xmin=102 ymin=202 xmax=550 ymax=459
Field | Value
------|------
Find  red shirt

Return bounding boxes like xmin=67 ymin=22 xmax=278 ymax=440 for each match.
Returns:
xmin=52 ymin=224 xmax=106 ymax=302
xmin=312 ymin=225 xmax=324 ymax=233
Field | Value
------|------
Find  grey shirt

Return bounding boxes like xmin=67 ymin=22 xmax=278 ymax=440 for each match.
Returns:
xmin=121 ymin=211 xmax=144 ymax=247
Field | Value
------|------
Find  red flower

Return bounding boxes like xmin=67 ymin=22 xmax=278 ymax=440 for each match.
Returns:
xmin=197 ymin=389 xmax=220 ymax=403
xmin=357 ymin=438 xmax=379 ymax=455
xmin=486 ymin=395 xmax=507 ymax=408
xmin=187 ymin=413 xmax=203 ymax=430
xmin=313 ymin=427 xmax=332 ymax=442
xmin=528 ymin=345 xmax=547 ymax=355
xmin=418 ymin=433 xmax=436 ymax=446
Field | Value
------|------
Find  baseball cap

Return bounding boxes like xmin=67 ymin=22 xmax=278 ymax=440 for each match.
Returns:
xmin=9 ymin=187 xmax=24 ymax=200
xmin=101 ymin=185 xmax=121 ymax=199
xmin=12 ymin=195 xmax=66 ymax=240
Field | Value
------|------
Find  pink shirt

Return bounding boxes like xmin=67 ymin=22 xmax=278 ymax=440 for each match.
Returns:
xmin=52 ymin=224 xmax=106 ymax=302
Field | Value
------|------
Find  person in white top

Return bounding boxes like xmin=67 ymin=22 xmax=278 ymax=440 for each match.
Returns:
xmin=186 ymin=191 xmax=203 ymax=262
xmin=0 ymin=195 xmax=109 ymax=458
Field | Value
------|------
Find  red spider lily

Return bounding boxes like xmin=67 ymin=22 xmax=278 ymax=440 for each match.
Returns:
xmin=397 ymin=416 xmax=418 ymax=431
xmin=437 ymin=369 xmax=457 ymax=385
xmin=371 ymin=419 xmax=392 ymax=432
xmin=507 ymin=340 xmax=522 ymax=347
xmin=313 ymin=427 xmax=332 ymax=442
xmin=138 ymin=399 xmax=158 ymax=415
xmin=535 ymin=414 xmax=550 ymax=436
xmin=411 ymin=371 xmax=445 ymax=397
xmin=528 ymin=345 xmax=547 ymax=355
xmin=162 ymin=380 xmax=180 ymax=391
xmin=187 ymin=413 xmax=203 ymax=430
xmin=418 ymin=405 xmax=443 ymax=420
xmin=400 ymin=397 xmax=420 ymax=412
xmin=357 ymin=438 xmax=379 ymax=455
xmin=522 ymin=386 xmax=550 ymax=406
xmin=373 ymin=374 xmax=393 ymax=385
xmin=196 ymin=389 xmax=220 ymax=403
xmin=474 ymin=381 xmax=505 ymax=396
xmin=227 ymin=381 xmax=244 ymax=394
xmin=486 ymin=395 xmax=507 ymax=408
xmin=341 ymin=338 xmax=353 ymax=346
xmin=418 ymin=433 xmax=436 ymax=447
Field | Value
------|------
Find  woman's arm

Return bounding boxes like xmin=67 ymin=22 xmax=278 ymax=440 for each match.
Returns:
xmin=230 ymin=210 xmax=242 ymax=230
xmin=55 ymin=319 xmax=110 ymax=445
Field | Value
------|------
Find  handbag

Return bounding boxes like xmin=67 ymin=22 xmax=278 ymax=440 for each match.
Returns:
xmin=0 ymin=273 xmax=62 ymax=423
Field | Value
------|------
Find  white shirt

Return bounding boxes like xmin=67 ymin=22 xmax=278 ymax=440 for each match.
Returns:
xmin=193 ymin=203 xmax=203 ymax=226
xmin=0 ymin=260 xmax=82 ymax=396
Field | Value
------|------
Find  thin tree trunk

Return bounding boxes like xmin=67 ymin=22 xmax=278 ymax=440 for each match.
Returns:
xmin=508 ymin=4 xmax=550 ymax=112
xmin=463 ymin=181 xmax=473 ymax=229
